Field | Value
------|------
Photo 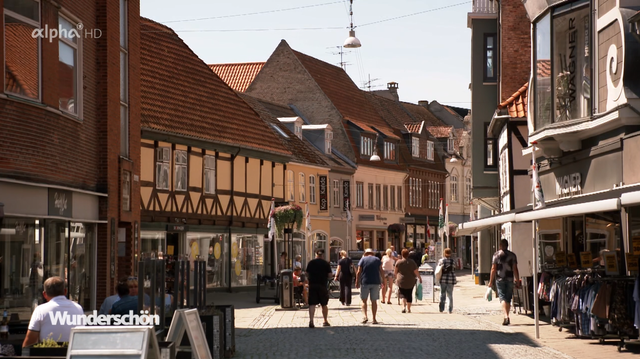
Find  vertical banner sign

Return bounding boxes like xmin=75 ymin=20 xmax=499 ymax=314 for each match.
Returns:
xmin=319 ymin=176 xmax=328 ymax=210
xmin=342 ymin=180 xmax=350 ymax=212
xmin=110 ymin=219 xmax=116 ymax=279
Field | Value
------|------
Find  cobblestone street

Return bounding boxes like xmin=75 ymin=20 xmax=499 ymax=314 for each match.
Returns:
xmin=210 ymin=273 xmax=640 ymax=359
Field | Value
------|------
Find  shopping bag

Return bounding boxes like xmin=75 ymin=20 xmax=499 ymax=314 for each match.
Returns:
xmin=435 ymin=263 xmax=443 ymax=284
xmin=415 ymin=283 xmax=423 ymax=301
xmin=484 ymin=286 xmax=493 ymax=302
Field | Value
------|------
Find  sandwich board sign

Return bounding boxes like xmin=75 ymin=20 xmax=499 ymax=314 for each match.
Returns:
xmin=166 ymin=308 xmax=212 ymax=359
xmin=66 ymin=325 xmax=161 ymax=359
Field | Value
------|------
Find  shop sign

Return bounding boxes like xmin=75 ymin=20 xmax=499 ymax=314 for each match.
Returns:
xmin=555 ymin=251 xmax=567 ymax=267
xmin=48 ymin=188 xmax=72 ymax=217
xmin=555 ymin=173 xmax=582 ymax=196
xmin=359 ymin=215 xmax=375 ymax=221
xmin=376 ymin=215 xmax=387 ymax=221
xmin=632 ymin=237 xmax=640 ymax=255
xmin=342 ymin=180 xmax=350 ymax=211
xmin=580 ymin=251 xmax=593 ymax=268
xmin=400 ymin=217 xmax=415 ymax=223
xmin=626 ymin=253 xmax=639 ymax=272
xmin=319 ymin=176 xmax=328 ymax=210
xmin=604 ymin=252 xmax=618 ymax=275
xmin=567 ymin=254 xmax=578 ymax=268
xmin=167 ymin=224 xmax=189 ymax=232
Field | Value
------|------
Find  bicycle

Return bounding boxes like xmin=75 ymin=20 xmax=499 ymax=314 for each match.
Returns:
xmin=327 ymin=278 xmax=340 ymax=298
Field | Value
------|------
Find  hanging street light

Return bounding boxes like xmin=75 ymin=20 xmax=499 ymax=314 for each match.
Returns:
xmin=343 ymin=0 xmax=361 ymax=48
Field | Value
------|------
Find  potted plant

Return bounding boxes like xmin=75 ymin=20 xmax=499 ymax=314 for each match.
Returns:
xmin=387 ymin=223 xmax=406 ymax=235
xmin=272 ymin=204 xmax=303 ymax=236
xmin=22 ymin=334 xmax=68 ymax=357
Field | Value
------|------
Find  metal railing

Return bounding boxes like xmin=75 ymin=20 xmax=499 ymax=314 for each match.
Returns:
xmin=472 ymin=0 xmax=498 ymax=14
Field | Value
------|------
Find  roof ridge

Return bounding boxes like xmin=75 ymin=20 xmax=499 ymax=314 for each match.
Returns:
xmin=209 ymin=61 xmax=266 ymax=67
xmin=498 ymin=82 xmax=529 ymax=109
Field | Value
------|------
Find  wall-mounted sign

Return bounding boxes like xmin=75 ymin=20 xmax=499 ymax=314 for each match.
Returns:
xmin=319 ymin=176 xmax=328 ymax=210
xmin=342 ymin=180 xmax=350 ymax=211
xmin=48 ymin=188 xmax=72 ymax=217
xmin=400 ymin=217 xmax=415 ymax=223
xmin=555 ymin=172 xmax=582 ymax=196
xmin=359 ymin=215 xmax=375 ymax=221
xmin=167 ymin=224 xmax=189 ymax=232
xmin=376 ymin=215 xmax=387 ymax=221
xmin=580 ymin=251 xmax=593 ymax=268
xmin=626 ymin=253 xmax=639 ymax=272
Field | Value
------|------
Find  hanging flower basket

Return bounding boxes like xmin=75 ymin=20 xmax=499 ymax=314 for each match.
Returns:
xmin=272 ymin=204 xmax=303 ymax=236
xmin=387 ymin=223 xmax=406 ymax=234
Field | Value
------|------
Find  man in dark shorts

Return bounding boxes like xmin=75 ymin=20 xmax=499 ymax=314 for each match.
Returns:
xmin=488 ymin=239 xmax=520 ymax=326
xmin=305 ymin=249 xmax=332 ymax=328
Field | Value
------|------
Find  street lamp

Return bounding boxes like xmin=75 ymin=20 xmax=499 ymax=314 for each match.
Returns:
xmin=370 ymin=134 xmax=380 ymax=161
xmin=343 ymin=0 xmax=361 ymax=48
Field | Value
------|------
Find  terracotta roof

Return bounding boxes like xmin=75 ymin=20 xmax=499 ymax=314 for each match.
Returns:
xmin=426 ymin=126 xmax=453 ymax=138
xmin=404 ymin=122 xmax=423 ymax=134
xmin=140 ymin=18 xmax=290 ymax=157
xmin=290 ymin=49 xmax=399 ymax=141
xmin=498 ymin=82 xmax=528 ymax=118
xmin=238 ymin=93 xmax=327 ymax=167
xmin=209 ymin=62 xmax=264 ymax=92
xmin=4 ymin=23 xmax=38 ymax=98
xmin=536 ymin=59 xmax=551 ymax=78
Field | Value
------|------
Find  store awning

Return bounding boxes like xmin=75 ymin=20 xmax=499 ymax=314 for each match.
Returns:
xmin=621 ymin=190 xmax=640 ymax=206
xmin=515 ymin=198 xmax=620 ymax=222
xmin=457 ymin=212 xmax=516 ymax=235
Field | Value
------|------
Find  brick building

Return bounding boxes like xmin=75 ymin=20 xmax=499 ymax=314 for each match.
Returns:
xmin=0 ymin=0 xmax=140 ymax=313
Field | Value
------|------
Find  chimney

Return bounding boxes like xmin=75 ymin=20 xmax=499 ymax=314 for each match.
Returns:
xmin=418 ymin=100 xmax=429 ymax=109
xmin=387 ymin=82 xmax=399 ymax=101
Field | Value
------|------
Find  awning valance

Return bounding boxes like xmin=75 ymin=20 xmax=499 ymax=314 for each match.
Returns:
xmin=514 ymin=198 xmax=620 ymax=222
xmin=621 ymin=190 xmax=640 ymax=206
xmin=457 ymin=212 xmax=516 ymax=235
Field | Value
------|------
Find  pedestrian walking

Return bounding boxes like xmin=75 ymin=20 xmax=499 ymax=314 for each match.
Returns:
xmin=355 ymin=248 xmax=385 ymax=324
xmin=394 ymin=249 xmax=421 ymax=313
xmin=437 ymin=248 xmax=457 ymax=314
xmin=488 ymin=239 xmax=520 ymax=325
xmin=380 ymin=249 xmax=395 ymax=304
xmin=305 ymin=249 xmax=333 ymax=328
xmin=334 ymin=250 xmax=354 ymax=306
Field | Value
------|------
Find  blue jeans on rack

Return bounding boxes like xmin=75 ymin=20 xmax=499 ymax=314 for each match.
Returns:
xmin=439 ymin=283 xmax=454 ymax=313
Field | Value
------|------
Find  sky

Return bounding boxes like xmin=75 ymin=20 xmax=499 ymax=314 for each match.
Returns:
xmin=140 ymin=0 xmax=472 ymax=108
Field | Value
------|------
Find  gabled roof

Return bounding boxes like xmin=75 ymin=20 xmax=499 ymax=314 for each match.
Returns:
xmin=400 ymin=102 xmax=444 ymax=126
xmin=426 ymin=126 xmax=454 ymax=138
xmin=140 ymin=18 xmax=289 ymax=157
xmin=290 ymin=49 xmax=399 ymax=141
xmin=208 ymin=62 xmax=265 ymax=92
xmin=237 ymin=93 xmax=327 ymax=167
xmin=498 ymin=82 xmax=528 ymax=119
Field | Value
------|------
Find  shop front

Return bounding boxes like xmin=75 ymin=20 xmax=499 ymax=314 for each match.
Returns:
xmin=354 ymin=213 xmax=403 ymax=254
xmin=0 ymin=181 xmax=103 ymax=318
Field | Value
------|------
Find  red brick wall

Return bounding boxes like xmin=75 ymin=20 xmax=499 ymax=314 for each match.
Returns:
xmin=500 ymin=0 xmax=531 ymax=103
xmin=0 ymin=0 xmax=141 ymax=307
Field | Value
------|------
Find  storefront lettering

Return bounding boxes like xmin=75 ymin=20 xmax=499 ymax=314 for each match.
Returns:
xmin=54 ymin=192 xmax=68 ymax=215
xmin=567 ymin=17 xmax=577 ymax=107
xmin=342 ymin=180 xmax=350 ymax=211
xmin=555 ymin=172 xmax=581 ymax=196
xmin=319 ymin=176 xmax=328 ymax=210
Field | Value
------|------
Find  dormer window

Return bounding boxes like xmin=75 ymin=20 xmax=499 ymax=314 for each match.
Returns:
xmin=384 ymin=141 xmax=396 ymax=160
xmin=427 ymin=141 xmax=434 ymax=160
xmin=325 ymin=130 xmax=333 ymax=154
xmin=295 ymin=124 xmax=302 ymax=139
xmin=411 ymin=137 xmax=420 ymax=157
xmin=447 ymin=138 xmax=455 ymax=152
xmin=361 ymin=136 xmax=374 ymax=156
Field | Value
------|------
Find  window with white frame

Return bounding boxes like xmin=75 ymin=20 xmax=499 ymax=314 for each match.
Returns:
xmin=174 ymin=150 xmax=187 ymax=191
xmin=286 ymin=170 xmax=294 ymax=201
xmin=412 ymin=137 xmax=420 ymax=157
xmin=418 ymin=179 xmax=423 ymax=207
xmin=448 ymin=138 xmax=454 ymax=152
xmin=333 ymin=180 xmax=340 ymax=208
xmin=4 ymin=0 xmax=40 ymax=100
xmin=450 ymin=175 xmax=458 ymax=202
xmin=309 ymin=175 xmax=316 ymax=204
xmin=383 ymin=185 xmax=388 ymax=210
xmin=204 ymin=155 xmax=216 ymax=194
xmin=156 ymin=147 xmax=170 ymax=190
xmin=368 ymin=183 xmax=374 ymax=209
xmin=58 ymin=15 xmax=80 ymax=115
xmin=299 ymin=173 xmax=306 ymax=203
xmin=120 ymin=0 xmax=129 ymax=157
xmin=375 ymin=184 xmax=381 ymax=210
xmin=384 ymin=141 xmax=396 ymax=160
xmin=122 ymin=170 xmax=131 ymax=211
xmin=465 ymin=175 xmax=472 ymax=202
xmin=390 ymin=185 xmax=396 ymax=210
xmin=409 ymin=178 xmax=414 ymax=207
xmin=356 ymin=182 xmax=364 ymax=208
xmin=397 ymin=186 xmax=403 ymax=211
xmin=427 ymin=141 xmax=434 ymax=160
xmin=361 ymin=136 xmax=374 ymax=156
xmin=295 ymin=124 xmax=302 ymax=139
xmin=325 ymin=131 xmax=333 ymax=154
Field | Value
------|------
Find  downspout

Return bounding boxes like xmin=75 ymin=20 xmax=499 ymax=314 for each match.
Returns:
xmin=228 ymin=148 xmax=241 ymax=293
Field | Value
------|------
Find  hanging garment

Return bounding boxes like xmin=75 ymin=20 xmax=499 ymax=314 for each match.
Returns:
xmin=591 ymin=282 xmax=612 ymax=319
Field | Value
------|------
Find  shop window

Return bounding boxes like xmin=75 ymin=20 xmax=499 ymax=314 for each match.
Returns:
xmin=357 ymin=230 xmax=372 ymax=251
xmin=204 ymin=155 xmax=216 ymax=194
xmin=309 ymin=175 xmax=316 ymax=204
xmin=4 ymin=0 xmax=41 ymax=100
xmin=356 ymin=182 xmax=364 ymax=208
xmin=174 ymin=150 xmax=187 ymax=191
xmin=156 ymin=147 xmax=170 ymax=190
xmin=185 ymin=233 xmax=228 ymax=288
xmin=484 ymin=33 xmax=497 ymax=83
xmin=539 ymin=230 xmax=562 ymax=269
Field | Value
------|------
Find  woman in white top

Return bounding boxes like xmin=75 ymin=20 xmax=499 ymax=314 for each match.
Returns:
xmin=380 ymin=249 xmax=396 ymax=304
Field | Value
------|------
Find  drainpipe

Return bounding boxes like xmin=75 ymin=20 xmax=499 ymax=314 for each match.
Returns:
xmin=228 ymin=149 xmax=241 ymax=293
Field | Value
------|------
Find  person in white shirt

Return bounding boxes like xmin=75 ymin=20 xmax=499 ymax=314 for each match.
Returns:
xmin=381 ymin=249 xmax=396 ymax=304
xmin=23 ymin=276 xmax=84 ymax=347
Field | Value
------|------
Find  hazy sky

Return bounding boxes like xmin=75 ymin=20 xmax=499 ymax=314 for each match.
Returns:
xmin=140 ymin=0 xmax=472 ymax=108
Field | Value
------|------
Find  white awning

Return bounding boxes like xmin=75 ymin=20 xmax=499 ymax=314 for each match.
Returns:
xmin=621 ymin=191 xmax=640 ymax=206
xmin=514 ymin=198 xmax=620 ymax=222
xmin=457 ymin=213 xmax=516 ymax=235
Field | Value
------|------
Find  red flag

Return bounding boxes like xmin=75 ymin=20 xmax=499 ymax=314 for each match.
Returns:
xmin=427 ymin=217 xmax=431 ymax=238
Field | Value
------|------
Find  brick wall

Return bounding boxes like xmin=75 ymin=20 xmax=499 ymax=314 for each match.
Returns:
xmin=0 ymin=0 xmax=141 ymax=307
xmin=500 ymin=0 xmax=531 ymax=103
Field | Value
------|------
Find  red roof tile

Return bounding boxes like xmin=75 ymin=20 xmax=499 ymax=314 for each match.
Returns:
xmin=4 ymin=23 xmax=38 ymax=98
xmin=426 ymin=126 xmax=453 ymax=138
xmin=404 ymin=122 xmax=423 ymax=134
xmin=140 ymin=19 xmax=290 ymax=157
xmin=209 ymin=62 xmax=265 ymax=92
xmin=290 ymin=50 xmax=399 ymax=141
xmin=536 ymin=59 xmax=551 ymax=78
xmin=498 ymin=82 xmax=528 ymax=118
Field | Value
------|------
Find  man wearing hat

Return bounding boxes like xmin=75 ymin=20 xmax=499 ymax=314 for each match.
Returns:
xmin=355 ymin=248 xmax=385 ymax=324
xmin=305 ymin=249 xmax=333 ymax=328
